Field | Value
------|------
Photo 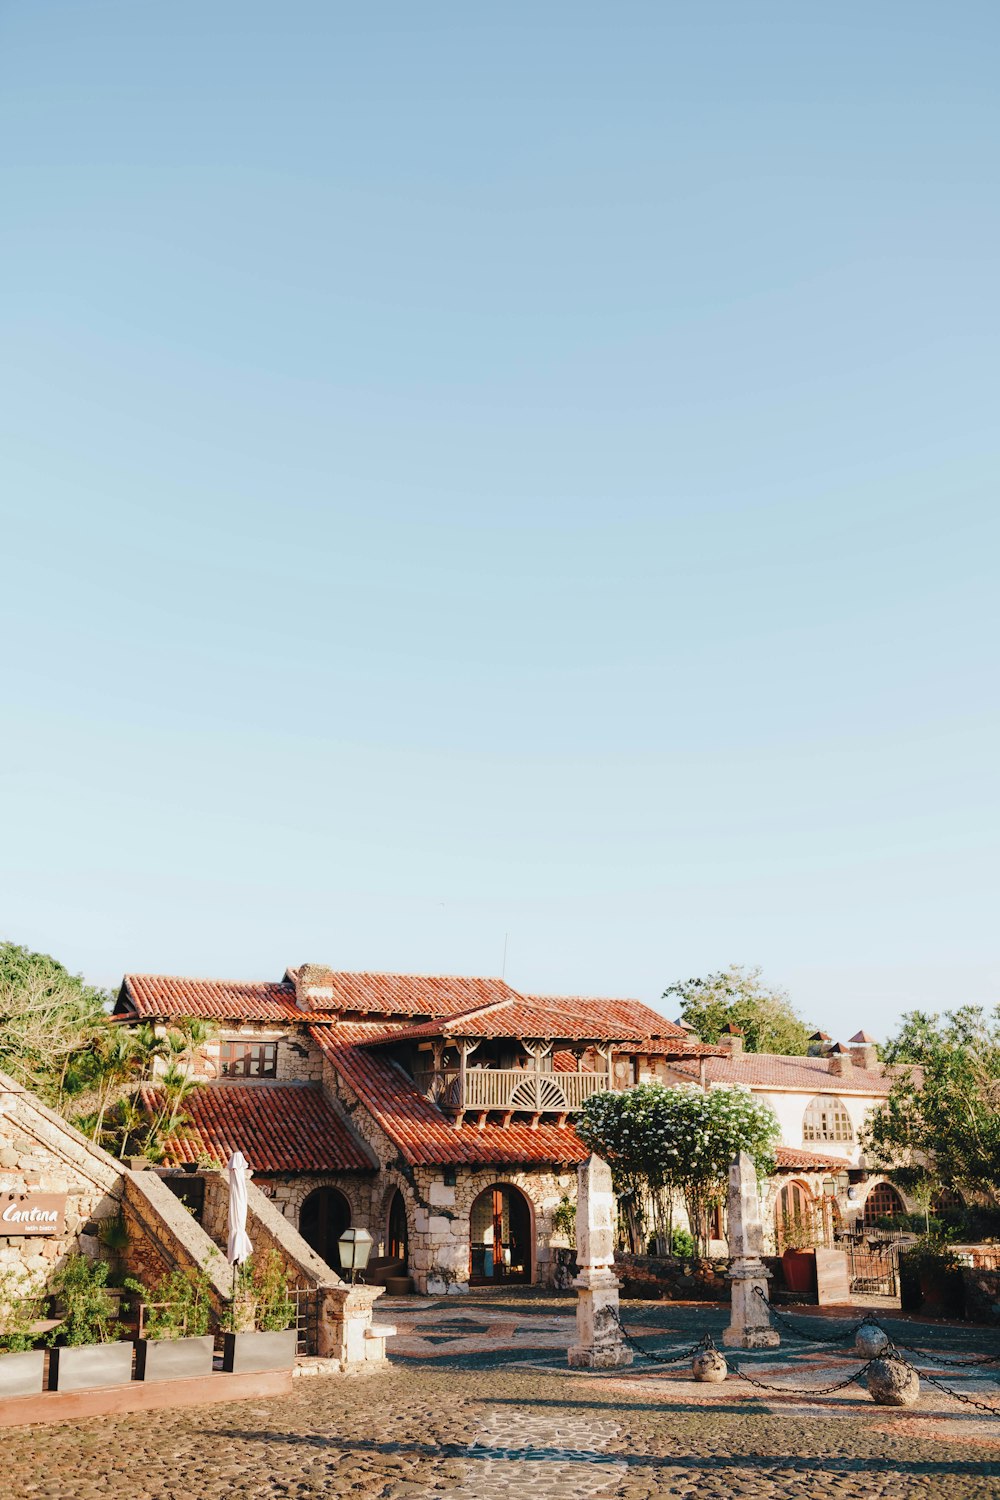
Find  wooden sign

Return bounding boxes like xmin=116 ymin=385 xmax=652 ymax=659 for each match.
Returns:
xmin=0 ymin=1192 xmax=67 ymax=1236
xmin=814 ymin=1247 xmax=851 ymax=1305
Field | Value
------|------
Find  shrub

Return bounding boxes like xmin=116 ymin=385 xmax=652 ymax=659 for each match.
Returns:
xmin=124 ymin=1266 xmax=214 ymax=1339
xmin=48 ymin=1255 xmax=121 ymax=1346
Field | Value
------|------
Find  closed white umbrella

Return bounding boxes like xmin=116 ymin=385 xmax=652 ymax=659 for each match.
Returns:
xmin=227 ymin=1150 xmax=254 ymax=1266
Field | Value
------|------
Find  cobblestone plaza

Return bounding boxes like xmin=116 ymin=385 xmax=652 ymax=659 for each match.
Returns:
xmin=8 ymin=1293 xmax=1000 ymax=1500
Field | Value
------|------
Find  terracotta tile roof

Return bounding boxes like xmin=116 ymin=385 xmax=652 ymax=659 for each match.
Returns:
xmin=367 ymin=995 xmax=710 ymax=1047
xmin=671 ymin=1052 xmax=900 ymax=1097
xmin=139 ymin=1082 xmax=377 ymax=1173
xmin=118 ymin=974 xmax=303 ymax=1023
xmin=310 ymin=1028 xmax=589 ymax=1168
xmin=117 ymin=970 xmax=523 ymax=1023
xmin=774 ymin=1145 xmax=854 ymax=1171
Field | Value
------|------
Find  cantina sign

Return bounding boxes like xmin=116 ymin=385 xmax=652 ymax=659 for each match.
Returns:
xmin=0 ymin=1192 xmax=67 ymax=1236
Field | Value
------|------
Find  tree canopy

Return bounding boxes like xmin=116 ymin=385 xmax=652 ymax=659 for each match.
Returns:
xmin=0 ymin=941 xmax=110 ymax=1104
xmin=663 ymin=964 xmax=814 ymax=1055
xmin=861 ymin=1006 xmax=1000 ymax=1206
xmin=577 ymin=1081 xmax=780 ymax=1256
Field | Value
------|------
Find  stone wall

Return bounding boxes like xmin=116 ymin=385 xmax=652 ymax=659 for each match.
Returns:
xmin=201 ymin=1169 xmax=344 ymax=1291
xmin=961 ymin=1266 xmax=1000 ymax=1326
xmin=615 ymin=1252 xmax=730 ymax=1302
xmin=120 ymin=1170 xmax=233 ymax=1314
xmin=320 ymin=1055 xmax=578 ymax=1293
xmin=261 ymin=1172 xmax=379 ymax=1246
xmin=155 ymin=1025 xmax=323 ymax=1084
xmin=0 ymin=1073 xmax=124 ymax=1297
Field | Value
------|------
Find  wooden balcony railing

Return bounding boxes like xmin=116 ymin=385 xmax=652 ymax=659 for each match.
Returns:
xmin=411 ymin=1067 xmax=611 ymax=1114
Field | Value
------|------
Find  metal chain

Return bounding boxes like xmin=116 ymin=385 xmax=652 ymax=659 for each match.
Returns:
xmin=609 ymin=1307 xmax=714 ymax=1365
xmin=731 ymin=1356 xmax=880 ymax=1396
xmin=752 ymin=1287 xmax=1000 ymax=1371
xmin=751 ymin=1287 xmax=874 ymax=1345
xmin=920 ymin=1369 xmax=1000 ymax=1415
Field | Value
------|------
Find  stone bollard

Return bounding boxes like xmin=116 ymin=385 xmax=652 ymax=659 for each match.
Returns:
xmin=867 ymin=1356 xmax=920 ymax=1407
xmin=854 ymin=1322 xmax=890 ymax=1359
xmin=692 ymin=1347 xmax=728 ymax=1383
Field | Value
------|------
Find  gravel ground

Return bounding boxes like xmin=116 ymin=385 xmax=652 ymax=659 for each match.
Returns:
xmin=8 ymin=1293 xmax=1000 ymax=1500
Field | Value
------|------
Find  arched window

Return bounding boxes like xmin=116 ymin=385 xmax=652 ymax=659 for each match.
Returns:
xmin=863 ymin=1181 xmax=904 ymax=1227
xmin=299 ymin=1187 xmax=352 ymax=1267
xmin=802 ymin=1095 xmax=854 ymax=1144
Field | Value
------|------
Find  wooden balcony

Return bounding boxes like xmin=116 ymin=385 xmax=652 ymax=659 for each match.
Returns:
xmin=412 ymin=1067 xmax=612 ymax=1115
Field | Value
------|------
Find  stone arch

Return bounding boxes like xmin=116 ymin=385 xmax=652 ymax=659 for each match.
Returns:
xmin=862 ymin=1180 xmax=905 ymax=1227
xmin=468 ymin=1182 xmax=533 ymax=1285
xmin=299 ymin=1185 xmax=352 ymax=1267
xmin=774 ymin=1178 xmax=817 ymax=1250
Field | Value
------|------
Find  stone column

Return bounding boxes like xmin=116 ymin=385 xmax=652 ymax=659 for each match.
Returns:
xmin=318 ymin=1283 xmax=396 ymax=1370
xmin=723 ymin=1151 xmax=780 ymax=1349
xmin=567 ymin=1154 xmax=633 ymax=1369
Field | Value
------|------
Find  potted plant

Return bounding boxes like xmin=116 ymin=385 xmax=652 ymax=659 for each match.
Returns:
xmin=125 ymin=1266 xmax=216 ymax=1382
xmin=780 ymin=1211 xmax=818 ymax=1295
xmin=222 ymin=1251 xmax=297 ymax=1374
xmin=0 ymin=1270 xmax=46 ymax=1398
xmin=47 ymin=1255 xmax=133 ymax=1391
xmin=900 ymin=1238 xmax=964 ymax=1319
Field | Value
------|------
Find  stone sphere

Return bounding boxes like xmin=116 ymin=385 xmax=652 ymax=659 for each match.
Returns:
xmin=692 ymin=1348 xmax=728 ymax=1383
xmin=867 ymin=1357 xmax=920 ymax=1407
xmin=854 ymin=1323 xmax=890 ymax=1358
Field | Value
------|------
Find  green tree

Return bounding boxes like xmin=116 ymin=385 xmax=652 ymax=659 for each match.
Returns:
xmin=663 ymin=964 xmax=814 ymax=1055
xmin=577 ymin=1082 xmax=780 ymax=1256
xmin=861 ymin=1006 xmax=1000 ymax=1206
xmin=0 ymin=941 xmax=110 ymax=1104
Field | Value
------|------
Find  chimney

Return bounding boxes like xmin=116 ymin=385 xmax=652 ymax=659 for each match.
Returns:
xmin=827 ymin=1042 xmax=852 ymax=1077
xmin=848 ymin=1031 xmax=879 ymax=1071
xmin=719 ymin=1023 xmax=744 ymax=1056
xmin=293 ymin=964 xmax=336 ymax=1012
xmin=807 ymin=1030 xmax=832 ymax=1057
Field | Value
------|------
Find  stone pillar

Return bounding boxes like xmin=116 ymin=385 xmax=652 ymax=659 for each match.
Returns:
xmin=723 ymin=1151 xmax=780 ymax=1350
xmin=567 ymin=1154 xmax=633 ymax=1369
xmin=318 ymin=1283 xmax=395 ymax=1370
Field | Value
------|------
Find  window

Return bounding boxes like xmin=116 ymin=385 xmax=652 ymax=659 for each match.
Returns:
xmin=802 ymin=1095 xmax=854 ymax=1143
xmin=863 ymin=1181 xmax=905 ymax=1226
xmin=220 ymin=1039 xmax=278 ymax=1078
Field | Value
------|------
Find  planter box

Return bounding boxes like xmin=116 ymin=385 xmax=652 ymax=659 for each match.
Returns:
xmin=0 ymin=1349 xmax=45 ymax=1398
xmin=135 ymin=1335 xmax=215 ymax=1383
xmin=222 ymin=1329 xmax=297 ymax=1375
xmin=781 ymin=1249 xmax=817 ymax=1296
xmin=49 ymin=1341 xmax=134 ymax=1392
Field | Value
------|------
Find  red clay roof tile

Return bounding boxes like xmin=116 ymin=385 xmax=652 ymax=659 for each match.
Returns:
xmin=140 ymin=1082 xmax=377 ymax=1173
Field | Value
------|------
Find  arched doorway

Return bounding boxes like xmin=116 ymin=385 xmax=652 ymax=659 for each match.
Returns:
xmin=299 ymin=1187 xmax=352 ymax=1267
xmin=386 ymin=1189 xmax=409 ymax=1268
xmin=775 ymin=1180 xmax=817 ymax=1251
xmin=863 ymin=1181 xmax=904 ymax=1228
xmin=469 ymin=1184 xmax=531 ymax=1285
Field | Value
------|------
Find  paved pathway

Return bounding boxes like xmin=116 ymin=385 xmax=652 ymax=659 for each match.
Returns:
xmin=7 ymin=1292 xmax=1000 ymax=1499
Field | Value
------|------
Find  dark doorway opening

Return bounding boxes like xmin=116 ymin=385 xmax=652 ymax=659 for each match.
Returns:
xmin=387 ymin=1189 xmax=409 ymax=1268
xmin=299 ymin=1187 xmax=351 ymax=1268
xmin=469 ymin=1184 xmax=531 ymax=1285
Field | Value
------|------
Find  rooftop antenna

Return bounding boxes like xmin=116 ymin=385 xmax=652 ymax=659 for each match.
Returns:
xmin=501 ymin=931 xmax=509 ymax=980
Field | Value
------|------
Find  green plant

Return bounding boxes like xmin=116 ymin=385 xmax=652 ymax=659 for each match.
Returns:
xmin=551 ymin=1197 xmax=576 ymax=1247
xmin=253 ymin=1250 xmax=295 ymax=1333
xmin=48 ymin=1255 xmax=121 ymax=1346
xmin=779 ymin=1210 xmax=817 ymax=1252
xmin=97 ymin=1215 xmax=130 ymax=1254
xmin=671 ymin=1228 xmax=696 ymax=1260
xmin=0 ymin=1269 xmax=44 ymax=1354
xmin=124 ymin=1266 xmax=214 ymax=1340
xmin=899 ymin=1236 xmax=960 ymax=1275
xmin=224 ymin=1252 xmax=294 ymax=1334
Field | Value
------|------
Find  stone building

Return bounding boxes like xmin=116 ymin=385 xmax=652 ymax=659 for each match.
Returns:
xmin=114 ymin=966 xmax=723 ymax=1292
xmin=114 ymin=967 xmax=914 ymax=1284
xmin=663 ymin=1029 xmax=917 ymax=1252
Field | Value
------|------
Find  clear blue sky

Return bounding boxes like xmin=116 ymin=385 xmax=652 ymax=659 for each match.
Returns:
xmin=2 ymin=4 xmax=998 ymax=1039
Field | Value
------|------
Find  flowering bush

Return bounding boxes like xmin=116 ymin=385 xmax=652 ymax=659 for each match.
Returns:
xmin=578 ymin=1083 xmax=779 ymax=1255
